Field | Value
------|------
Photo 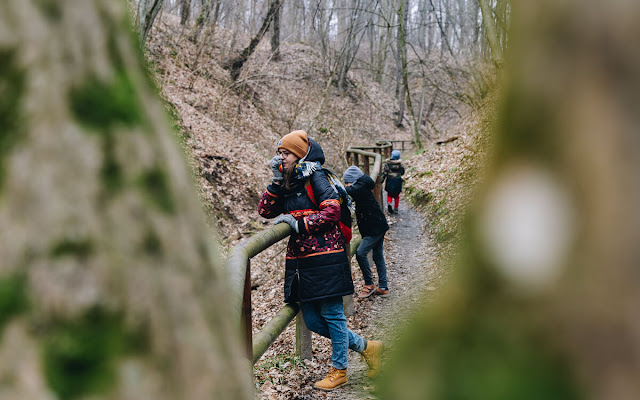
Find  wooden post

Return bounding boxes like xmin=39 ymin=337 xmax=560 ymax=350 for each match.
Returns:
xmin=242 ymin=259 xmax=253 ymax=360
xmin=296 ymin=312 xmax=312 ymax=360
xmin=363 ymin=156 xmax=370 ymax=175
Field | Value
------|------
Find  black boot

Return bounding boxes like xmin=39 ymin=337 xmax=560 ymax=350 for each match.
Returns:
xmin=387 ymin=204 xmax=393 ymax=213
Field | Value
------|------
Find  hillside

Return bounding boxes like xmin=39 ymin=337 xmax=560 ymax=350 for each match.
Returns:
xmin=147 ymin=15 xmax=477 ymax=246
xmin=148 ymin=16 xmax=400 ymax=244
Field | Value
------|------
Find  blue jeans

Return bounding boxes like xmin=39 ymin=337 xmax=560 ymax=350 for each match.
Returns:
xmin=355 ymin=232 xmax=388 ymax=289
xmin=300 ymin=297 xmax=365 ymax=369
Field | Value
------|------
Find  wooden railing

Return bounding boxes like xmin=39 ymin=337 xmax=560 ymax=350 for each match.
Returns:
xmin=225 ymin=142 xmax=389 ymax=365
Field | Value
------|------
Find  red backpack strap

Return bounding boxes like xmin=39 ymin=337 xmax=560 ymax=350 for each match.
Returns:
xmin=304 ymin=179 xmax=318 ymax=208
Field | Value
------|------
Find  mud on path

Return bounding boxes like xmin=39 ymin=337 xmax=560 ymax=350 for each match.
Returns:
xmin=274 ymin=201 xmax=439 ymax=400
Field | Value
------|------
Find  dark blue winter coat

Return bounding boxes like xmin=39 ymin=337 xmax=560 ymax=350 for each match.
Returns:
xmin=258 ymin=139 xmax=354 ymax=303
xmin=383 ymin=159 xmax=405 ymax=195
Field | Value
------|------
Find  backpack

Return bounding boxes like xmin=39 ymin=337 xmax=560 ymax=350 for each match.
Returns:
xmin=304 ymin=168 xmax=353 ymax=244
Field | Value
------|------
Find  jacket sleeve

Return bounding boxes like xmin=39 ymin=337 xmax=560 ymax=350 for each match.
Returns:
xmin=258 ymin=184 xmax=284 ymax=219
xmin=299 ymin=172 xmax=341 ymax=234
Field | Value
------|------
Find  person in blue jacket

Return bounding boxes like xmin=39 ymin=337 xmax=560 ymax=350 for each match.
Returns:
xmin=343 ymin=166 xmax=390 ymax=298
xmin=258 ymin=130 xmax=382 ymax=391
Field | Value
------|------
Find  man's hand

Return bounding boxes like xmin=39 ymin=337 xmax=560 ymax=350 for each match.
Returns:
xmin=270 ymin=156 xmax=283 ymax=183
xmin=273 ymin=214 xmax=299 ymax=233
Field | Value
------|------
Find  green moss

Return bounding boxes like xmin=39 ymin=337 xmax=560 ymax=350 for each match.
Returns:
xmin=0 ymin=48 xmax=26 ymax=192
xmin=101 ymin=136 xmax=124 ymax=194
xmin=138 ymin=168 xmax=175 ymax=214
xmin=50 ymin=239 xmax=94 ymax=259
xmin=69 ymin=70 xmax=142 ymax=133
xmin=142 ymin=231 xmax=162 ymax=256
xmin=0 ymin=274 xmax=28 ymax=331
xmin=34 ymin=0 xmax=62 ymax=21
xmin=43 ymin=307 xmax=147 ymax=400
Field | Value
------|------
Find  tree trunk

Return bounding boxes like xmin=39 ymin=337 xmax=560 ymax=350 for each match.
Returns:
xmin=395 ymin=0 xmax=406 ymax=127
xmin=225 ymin=0 xmax=284 ymax=81
xmin=141 ymin=0 xmax=164 ymax=44
xmin=180 ymin=0 xmax=192 ymax=25
xmin=270 ymin=0 xmax=282 ymax=61
xmin=379 ymin=1 xmax=640 ymax=399
xmin=478 ymin=0 xmax=504 ymax=67
xmin=0 ymin=1 xmax=253 ymax=399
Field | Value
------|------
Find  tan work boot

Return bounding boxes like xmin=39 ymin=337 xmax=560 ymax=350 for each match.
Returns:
xmin=313 ymin=367 xmax=347 ymax=391
xmin=362 ymin=340 xmax=383 ymax=378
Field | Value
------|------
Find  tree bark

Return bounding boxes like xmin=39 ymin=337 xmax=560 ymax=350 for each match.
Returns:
xmin=395 ymin=0 xmax=406 ymax=127
xmin=141 ymin=0 xmax=164 ymax=44
xmin=270 ymin=0 xmax=282 ymax=61
xmin=225 ymin=0 xmax=284 ymax=81
xmin=180 ymin=0 xmax=192 ymax=25
xmin=0 ymin=1 xmax=253 ymax=399
xmin=478 ymin=0 xmax=504 ymax=67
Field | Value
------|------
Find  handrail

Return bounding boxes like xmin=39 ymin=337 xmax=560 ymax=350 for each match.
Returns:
xmin=226 ymin=141 xmax=391 ymax=365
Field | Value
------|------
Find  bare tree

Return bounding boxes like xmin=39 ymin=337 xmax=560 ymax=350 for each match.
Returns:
xmin=478 ymin=0 xmax=504 ymax=67
xmin=270 ymin=0 xmax=282 ymax=61
xmin=224 ymin=0 xmax=285 ymax=81
xmin=0 ymin=1 xmax=253 ymax=398
xmin=180 ymin=0 xmax=192 ymax=25
xmin=140 ymin=0 xmax=164 ymax=44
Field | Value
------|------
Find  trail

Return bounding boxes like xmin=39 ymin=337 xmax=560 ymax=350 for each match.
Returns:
xmin=300 ymin=200 xmax=437 ymax=400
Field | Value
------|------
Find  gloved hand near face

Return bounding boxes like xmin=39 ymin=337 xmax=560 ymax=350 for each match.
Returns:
xmin=270 ymin=156 xmax=283 ymax=184
xmin=273 ymin=214 xmax=299 ymax=234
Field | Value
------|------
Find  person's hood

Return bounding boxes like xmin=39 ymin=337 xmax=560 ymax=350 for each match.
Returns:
xmin=302 ymin=137 xmax=325 ymax=165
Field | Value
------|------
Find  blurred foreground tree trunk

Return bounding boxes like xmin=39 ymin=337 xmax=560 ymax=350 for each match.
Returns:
xmin=380 ymin=1 xmax=640 ymax=399
xmin=0 ymin=1 xmax=253 ymax=399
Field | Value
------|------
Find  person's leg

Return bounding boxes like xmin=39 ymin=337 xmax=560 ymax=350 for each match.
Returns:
xmin=393 ymin=195 xmax=400 ymax=212
xmin=356 ymin=236 xmax=376 ymax=286
xmin=319 ymin=298 xmax=351 ymax=370
xmin=301 ymin=301 xmax=331 ymax=338
xmin=386 ymin=194 xmax=393 ymax=213
xmin=371 ymin=233 xmax=388 ymax=290
xmin=302 ymin=299 xmax=366 ymax=353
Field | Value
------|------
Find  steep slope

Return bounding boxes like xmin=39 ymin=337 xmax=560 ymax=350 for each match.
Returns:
xmin=147 ymin=15 xmax=411 ymax=245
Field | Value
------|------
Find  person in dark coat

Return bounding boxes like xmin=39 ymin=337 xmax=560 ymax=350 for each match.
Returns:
xmin=342 ymin=166 xmax=390 ymax=298
xmin=258 ymin=130 xmax=382 ymax=391
xmin=381 ymin=149 xmax=405 ymax=214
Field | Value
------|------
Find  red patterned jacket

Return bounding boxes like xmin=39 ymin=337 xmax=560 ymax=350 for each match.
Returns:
xmin=259 ymin=142 xmax=354 ymax=303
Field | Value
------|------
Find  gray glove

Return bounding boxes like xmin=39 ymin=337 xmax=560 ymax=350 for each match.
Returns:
xmin=270 ymin=156 xmax=283 ymax=183
xmin=273 ymin=214 xmax=299 ymax=233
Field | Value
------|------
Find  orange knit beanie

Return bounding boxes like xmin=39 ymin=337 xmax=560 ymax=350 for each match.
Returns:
xmin=278 ymin=130 xmax=309 ymax=159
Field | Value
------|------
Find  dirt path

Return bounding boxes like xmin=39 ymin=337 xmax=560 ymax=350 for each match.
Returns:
xmin=288 ymin=200 xmax=436 ymax=400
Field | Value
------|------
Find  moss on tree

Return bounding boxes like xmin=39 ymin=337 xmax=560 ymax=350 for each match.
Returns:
xmin=0 ymin=274 xmax=29 ymax=332
xmin=0 ymin=48 xmax=26 ymax=193
xmin=42 ymin=307 xmax=148 ymax=400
